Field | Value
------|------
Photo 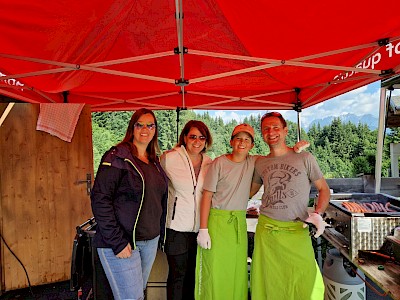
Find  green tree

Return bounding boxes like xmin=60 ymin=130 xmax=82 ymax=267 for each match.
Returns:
xmin=352 ymin=154 xmax=375 ymax=175
xmin=92 ymin=122 xmax=119 ymax=174
xmin=91 ymin=110 xmax=394 ymax=179
xmin=155 ymin=110 xmax=177 ymax=152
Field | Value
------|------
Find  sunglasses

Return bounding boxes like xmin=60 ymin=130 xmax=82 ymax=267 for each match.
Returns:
xmin=261 ymin=111 xmax=282 ymax=120
xmin=187 ymin=134 xmax=206 ymax=141
xmin=134 ymin=122 xmax=156 ymax=130
xmin=261 ymin=111 xmax=286 ymax=126
xmin=264 ymin=112 xmax=282 ymax=117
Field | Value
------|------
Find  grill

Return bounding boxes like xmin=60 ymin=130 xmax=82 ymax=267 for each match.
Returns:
xmin=323 ymin=193 xmax=400 ymax=260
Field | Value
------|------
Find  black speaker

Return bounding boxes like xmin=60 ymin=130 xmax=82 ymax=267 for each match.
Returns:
xmin=71 ymin=218 xmax=113 ymax=300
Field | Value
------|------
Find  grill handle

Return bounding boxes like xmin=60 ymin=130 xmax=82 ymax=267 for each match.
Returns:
xmin=363 ymin=212 xmax=400 ymax=217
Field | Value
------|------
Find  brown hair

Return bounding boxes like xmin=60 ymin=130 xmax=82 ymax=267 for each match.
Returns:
xmin=260 ymin=111 xmax=287 ymax=128
xmin=118 ymin=108 xmax=160 ymax=162
xmin=177 ymin=120 xmax=213 ymax=153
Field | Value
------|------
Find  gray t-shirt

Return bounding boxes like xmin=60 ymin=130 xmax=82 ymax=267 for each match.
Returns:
xmin=203 ymin=155 xmax=257 ymax=211
xmin=253 ymin=151 xmax=323 ymax=221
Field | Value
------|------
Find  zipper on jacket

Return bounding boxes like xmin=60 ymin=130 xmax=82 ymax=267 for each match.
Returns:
xmin=125 ymin=158 xmax=145 ymax=250
xmin=172 ymin=197 xmax=177 ymax=220
xmin=154 ymin=161 xmax=168 ymax=251
xmin=192 ymin=185 xmax=197 ymax=231
xmin=184 ymin=153 xmax=198 ymax=232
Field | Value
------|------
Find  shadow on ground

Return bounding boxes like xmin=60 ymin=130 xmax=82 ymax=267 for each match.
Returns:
xmin=0 ymin=275 xmax=394 ymax=300
xmin=0 ymin=280 xmax=92 ymax=300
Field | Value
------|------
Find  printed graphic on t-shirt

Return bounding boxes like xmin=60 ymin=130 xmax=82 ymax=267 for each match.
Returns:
xmin=262 ymin=163 xmax=302 ymax=209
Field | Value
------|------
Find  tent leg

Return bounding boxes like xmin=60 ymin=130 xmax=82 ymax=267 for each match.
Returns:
xmin=176 ymin=107 xmax=183 ymax=144
xmin=296 ymin=110 xmax=302 ymax=142
xmin=375 ymin=87 xmax=386 ymax=193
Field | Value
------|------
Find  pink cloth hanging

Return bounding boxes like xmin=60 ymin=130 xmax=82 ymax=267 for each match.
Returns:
xmin=36 ymin=103 xmax=85 ymax=142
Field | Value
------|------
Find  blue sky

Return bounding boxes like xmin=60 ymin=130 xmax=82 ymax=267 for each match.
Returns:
xmin=203 ymin=81 xmax=400 ymax=128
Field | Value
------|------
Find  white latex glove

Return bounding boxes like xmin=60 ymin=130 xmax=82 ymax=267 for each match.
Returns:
xmin=197 ymin=228 xmax=212 ymax=249
xmin=303 ymin=212 xmax=330 ymax=238
xmin=293 ymin=140 xmax=310 ymax=153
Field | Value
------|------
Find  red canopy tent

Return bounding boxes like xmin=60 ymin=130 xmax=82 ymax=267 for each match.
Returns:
xmin=1 ymin=0 xmax=400 ymax=112
xmin=3 ymin=2 xmax=400 ymax=293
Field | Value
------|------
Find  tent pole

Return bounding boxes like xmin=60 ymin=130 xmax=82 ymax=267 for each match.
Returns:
xmin=176 ymin=107 xmax=181 ymax=143
xmin=174 ymin=0 xmax=187 ymax=109
xmin=296 ymin=111 xmax=301 ymax=142
xmin=63 ymin=91 xmax=69 ymax=103
xmin=295 ymin=88 xmax=302 ymax=142
xmin=175 ymin=107 xmax=186 ymax=143
xmin=375 ymin=87 xmax=386 ymax=193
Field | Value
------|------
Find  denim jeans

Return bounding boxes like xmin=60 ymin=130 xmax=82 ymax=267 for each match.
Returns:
xmin=98 ymin=235 xmax=160 ymax=300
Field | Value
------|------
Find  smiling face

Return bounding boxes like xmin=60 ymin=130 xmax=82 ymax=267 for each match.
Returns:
xmin=184 ymin=127 xmax=207 ymax=156
xmin=230 ymin=131 xmax=254 ymax=155
xmin=132 ymin=113 xmax=156 ymax=148
xmin=261 ymin=116 xmax=288 ymax=149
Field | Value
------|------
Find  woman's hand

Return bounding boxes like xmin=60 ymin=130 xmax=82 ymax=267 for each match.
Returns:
xmin=116 ymin=243 xmax=132 ymax=259
xmin=293 ymin=140 xmax=310 ymax=153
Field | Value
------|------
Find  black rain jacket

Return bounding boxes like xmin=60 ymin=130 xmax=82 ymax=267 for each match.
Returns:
xmin=91 ymin=144 xmax=168 ymax=255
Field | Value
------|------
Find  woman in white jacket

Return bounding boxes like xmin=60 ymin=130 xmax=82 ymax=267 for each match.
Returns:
xmin=160 ymin=120 xmax=213 ymax=300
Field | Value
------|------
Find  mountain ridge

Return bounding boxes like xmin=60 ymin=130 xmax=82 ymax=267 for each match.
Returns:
xmin=305 ymin=113 xmax=378 ymax=131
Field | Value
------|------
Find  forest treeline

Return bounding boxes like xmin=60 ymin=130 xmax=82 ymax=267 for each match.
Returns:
xmin=92 ymin=110 xmax=400 ymax=178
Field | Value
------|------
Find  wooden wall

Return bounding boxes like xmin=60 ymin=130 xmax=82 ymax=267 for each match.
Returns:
xmin=0 ymin=104 xmax=93 ymax=292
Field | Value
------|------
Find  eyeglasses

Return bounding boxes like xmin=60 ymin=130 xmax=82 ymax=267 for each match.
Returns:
xmin=187 ymin=134 xmax=206 ymax=141
xmin=134 ymin=122 xmax=156 ymax=130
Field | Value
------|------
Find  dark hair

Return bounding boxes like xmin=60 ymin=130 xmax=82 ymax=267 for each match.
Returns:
xmin=260 ymin=111 xmax=287 ymax=128
xmin=177 ymin=120 xmax=212 ymax=153
xmin=118 ymin=108 xmax=160 ymax=162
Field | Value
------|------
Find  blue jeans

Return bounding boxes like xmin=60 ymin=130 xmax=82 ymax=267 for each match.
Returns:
xmin=97 ymin=236 xmax=160 ymax=300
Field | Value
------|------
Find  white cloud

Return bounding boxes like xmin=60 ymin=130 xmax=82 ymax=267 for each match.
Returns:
xmin=299 ymin=82 xmax=381 ymax=127
xmin=213 ymin=110 xmax=244 ymax=123
xmin=203 ymin=81 xmax=394 ymax=127
xmin=348 ymin=85 xmax=368 ymax=95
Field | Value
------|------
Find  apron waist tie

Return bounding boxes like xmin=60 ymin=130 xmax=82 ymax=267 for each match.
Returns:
xmin=263 ymin=223 xmax=297 ymax=234
xmin=227 ymin=211 xmax=244 ymax=244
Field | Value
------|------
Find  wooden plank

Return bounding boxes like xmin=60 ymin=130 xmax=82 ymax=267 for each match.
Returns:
xmin=62 ymin=106 xmax=93 ymax=277
xmin=0 ymin=104 xmax=93 ymax=291
xmin=357 ymin=254 xmax=400 ymax=299
xmin=1 ymin=104 xmax=37 ymax=289
xmin=0 ymin=103 xmax=19 ymax=290
xmin=35 ymin=117 xmax=54 ymax=284
xmin=23 ymin=105 xmax=41 ymax=286
xmin=381 ymin=178 xmax=400 ymax=197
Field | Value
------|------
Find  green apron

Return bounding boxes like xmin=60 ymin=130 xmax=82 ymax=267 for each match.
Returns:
xmin=250 ymin=214 xmax=324 ymax=300
xmin=195 ymin=209 xmax=248 ymax=300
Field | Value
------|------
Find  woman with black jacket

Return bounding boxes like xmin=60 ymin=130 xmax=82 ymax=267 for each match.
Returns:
xmin=91 ymin=108 xmax=168 ymax=300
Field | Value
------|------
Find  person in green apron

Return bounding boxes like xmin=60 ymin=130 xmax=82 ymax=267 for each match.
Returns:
xmin=250 ymin=112 xmax=331 ymax=300
xmin=195 ymin=124 xmax=258 ymax=300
